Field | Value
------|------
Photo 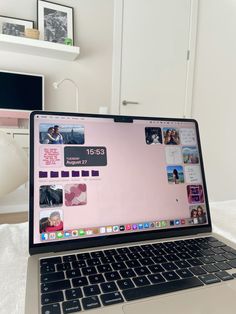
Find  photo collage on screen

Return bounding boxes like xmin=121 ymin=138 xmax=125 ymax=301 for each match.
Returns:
xmin=38 ymin=123 xmax=107 ymax=242
xmin=145 ymin=123 xmax=207 ymax=226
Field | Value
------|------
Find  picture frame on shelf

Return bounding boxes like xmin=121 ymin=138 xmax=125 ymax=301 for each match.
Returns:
xmin=37 ymin=0 xmax=74 ymax=45
xmin=0 ymin=16 xmax=34 ymax=37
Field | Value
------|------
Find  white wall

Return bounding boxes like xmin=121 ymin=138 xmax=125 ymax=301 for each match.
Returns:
xmin=0 ymin=0 xmax=114 ymax=113
xmin=192 ymin=0 xmax=236 ymax=201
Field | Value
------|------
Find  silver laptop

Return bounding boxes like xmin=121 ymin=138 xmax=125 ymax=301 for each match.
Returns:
xmin=25 ymin=111 xmax=236 ymax=314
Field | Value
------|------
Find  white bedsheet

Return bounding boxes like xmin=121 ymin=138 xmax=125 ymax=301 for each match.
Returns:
xmin=0 ymin=201 xmax=236 ymax=314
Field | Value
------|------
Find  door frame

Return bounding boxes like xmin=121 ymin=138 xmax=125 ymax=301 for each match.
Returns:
xmin=111 ymin=0 xmax=199 ymax=117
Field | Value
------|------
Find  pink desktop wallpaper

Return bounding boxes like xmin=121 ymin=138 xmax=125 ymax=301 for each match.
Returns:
xmin=33 ymin=115 xmax=206 ymax=244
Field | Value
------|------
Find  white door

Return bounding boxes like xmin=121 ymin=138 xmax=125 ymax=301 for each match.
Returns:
xmin=112 ymin=0 xmax=197 ymax=117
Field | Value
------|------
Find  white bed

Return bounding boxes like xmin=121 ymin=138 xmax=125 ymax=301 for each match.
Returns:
xmin=0 ymin=201 xmax=236 ymax=314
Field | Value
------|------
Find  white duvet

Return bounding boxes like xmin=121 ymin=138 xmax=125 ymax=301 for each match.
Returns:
xmin=0 ymin=201 xmax=235 ymax=314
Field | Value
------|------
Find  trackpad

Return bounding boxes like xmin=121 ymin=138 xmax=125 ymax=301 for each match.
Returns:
xmin=123 ymin=284 xmax=236 ymax=314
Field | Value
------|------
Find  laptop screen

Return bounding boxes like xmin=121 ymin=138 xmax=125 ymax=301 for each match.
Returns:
xmin=32 ymin=113 xmax=209 ymax=245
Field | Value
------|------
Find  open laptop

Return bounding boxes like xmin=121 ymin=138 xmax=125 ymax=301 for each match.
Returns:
xmin=25 ymin=111 xmax=236 ymax=314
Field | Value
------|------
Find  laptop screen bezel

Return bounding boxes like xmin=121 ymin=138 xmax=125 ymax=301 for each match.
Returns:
xmin=29 ymin=111 xmax=212 ymax=255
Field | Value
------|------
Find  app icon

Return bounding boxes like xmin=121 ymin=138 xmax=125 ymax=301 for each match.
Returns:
xmin=119 ymin=225 xmax=125 ymax=231
xmin=193 ymin=218 xmax=198 ymax=224
xmin=93 ymin=228 xmax=99 ymax=234
xmin=144 ymin=222 xmax=149 ymax=229
xmin=72 ymin=230 xmax=79 ymax=237
xmin=175 ymin=220 xmax=180 ymax=225
xmin=64 ymin=231 xmax=71 ymax=238
xmin=126 ymin=224 xmax=131 ymax=231
xmin=138 ymin=223 xmax=143 ymax=230
xmin=86 ymin=229 xmax=93 ymax=236
xmin=170 ymin=220 xmax=174 ymax=226
xmin=79 ymin=229 xmax=85 ymax=236
xmin=181 ymin=219 xmax=186 ymax=225
xmin=132 ymin=224 xmax=137 ymax=230
xmin=100 ymin=227 xmax=106 ymax=234
xmin=113 ymin=225 xmax=119 ymax=232
xmin=106 ymin=226 xmax=112 ymax=233
xmin=160 ymin=220 xmax=167 ymax=227
xmin=150 ymin=222 xmax=155 ymax=228
xmin=188 ymin=219 xmax=194 ymax=224
xmin=56 ymin=231 xmax=63 ymax=239
xmin=156 ymin=221 xmax=161 ymax=228
xmin=41 ymin=233 xmax=48 ymax=241
xmin=49 ymin=232 xmax=56 ymax=240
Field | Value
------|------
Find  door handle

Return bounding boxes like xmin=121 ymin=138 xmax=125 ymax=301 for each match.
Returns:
xmin=122 ymin=100 xmax=139 ymax=106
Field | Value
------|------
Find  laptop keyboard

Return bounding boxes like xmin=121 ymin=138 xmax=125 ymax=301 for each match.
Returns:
xmin=40 ymin=236 xmax=236 ymax=313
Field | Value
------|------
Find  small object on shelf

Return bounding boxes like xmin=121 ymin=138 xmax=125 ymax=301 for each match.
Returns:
xmin=0 ymin=15 xmax=34 ymax=37
xmin=25 ymin=28 xmax=40 ymax=40
xmin=64 ymin=38 xmax=73 ymax=46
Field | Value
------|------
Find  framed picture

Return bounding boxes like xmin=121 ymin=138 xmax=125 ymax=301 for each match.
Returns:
xmin=0 ymin=16 xmax=34 ymax=37
xmin=37 ymin=0 xmax=74 ymax=45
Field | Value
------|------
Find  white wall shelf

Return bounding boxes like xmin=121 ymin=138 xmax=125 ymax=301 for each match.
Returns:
xmin=0 ymin=34 xmax=80 ymax=61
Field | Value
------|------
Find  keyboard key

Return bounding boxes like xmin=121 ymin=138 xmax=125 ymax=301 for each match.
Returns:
xmin=41 ymin=291 xmax=64 ymax=305
xmin=123 ymin=277 xmax=203 ymax=301
xmin=72 ymin=276 xmax=88 ymax=287
xmin=199 ymin=256 xmax=215 ymax=264
xmin=126 ymin=260 xmax=141 ymax=268
xmin=62 ymin=300 xmax=81 ymax=313
xmin=139 ymin=258 xmax=154 ymax=266
xmin=100 ymin=281 xmax=118 ymax=293
xmin=201 ymin=249 xmax=215 ymax=256
xmin=188 ymin=251 xmax=203 ymax=258
xmin=97 ymin=264 xmax=112 ymax=273
xmin=41 ymin=280 xmax=71 ymax=293
xmin=77 ymin=253 xmax=90 ymax=260
xmin=40 ymin=257 xmax=62 ymax=266
xmin=202 ymin=264 xmax=219 ymax=273
xmin=176 ymin=269 xmax=194 ymax=279
xmin=127 ymin=252 xmax=141 ymax=260
xmin=176 ymin=252 xmax=192 ymax=260
xmin=149 ymin=264 xmax=165 ymax=273
xmin=117 ymin=247 xmax=130 ymax=254
xmin=129 ymin=245 xmax=142 ymax=253
xmin=111 ymin=262 xmax=127 ymax=271
xmin=215 ymin=262 xmax=232 ymax=271
xmin=175 ymin=260 xmax=191 ymax=269
xmin=227 ymin=259 xmax=236 ymax=268
xmin=41 ymin=271 xmax=65 ymax=283
xmin=104 ymin=271 xmax=121 ymax=281
xmin=83 ymin=284 xmax=101 ymax=296
xmin=148 ymin=274 xmax=165 ymax=284
xmin=222 ymin=246 xmax=236 ymax=255
xmin=120 ymin=269 xmax=136 ymax=278
xmin=66 ymin=269 xmax=81 ymax=279
xmin=82 ymin=296 xmax=101 ymax=310
xmin=57 ymin=263 xmax=71 ymax=272
xmin=72 ymin=260 xmax=86 ymax=269
xmin=152 ymin=256 xmax=167 ymax=264
xmin=212 ymin=255 xmax=226 ymax=262
xmin=190 ymin=266 xmax=206 ymax=276
xmin=87 ymin=258 xmax=101 ymax=266
xmin=114 ymin=254 xmax=129 ymax=262
xmin=100 ymin=292 xmax=124 ymax=306
xmin=216 ymin=271 xmax=234 ymax=281
xmin=199 ymin=274 xmax=221 ymax=285
xmin=133 ymin=276 xmax=150 ymax=287
xmin=162 ymin=271 xmax=180 ymax=281
xmin=165 ymin=254 xmax=180 ymax=262
xmin=63 ymin=255 xmax=76 ymax=263
xmin=188 ymin=258 xmax=203 ymax=266
xmin=42 ymin=303 xmax=61 ymax=314
xmin=104 ymin=249 xmax=118 ymax=256
xmin=88 ymin=274 xmax=105 ymax=284
xmin=117 ymin=279 xmax=135 ymax=290
xmin=65 ymin=288 xmax=82 ymax=300
xmin=162 ymin=262 xmax=178 ymax=271
xmin=41 ymin=264 xmax=56 ymax=274
xmin=91 ymin=251 xmax=105 ymax=258
xmin=140 ymin=250 xmax=154 ymax=258
xmin=211 ymin=248 xmax=225 ymax=254
xmin=134 ymin=266 xmax=150 ymax=276
xmin=223 ymin=253 xmax=236 ymax=260
xmin=208 ymin=241 xmax=226 ymax=248
xmin=82 ymin=266 xmax=97 ymax=276
xmin=100 ymin=256 xmax=115 ymax=264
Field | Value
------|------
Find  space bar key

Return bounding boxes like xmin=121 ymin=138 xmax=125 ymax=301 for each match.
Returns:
xmin=123 ymin=277 xmax=203 ymax=301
